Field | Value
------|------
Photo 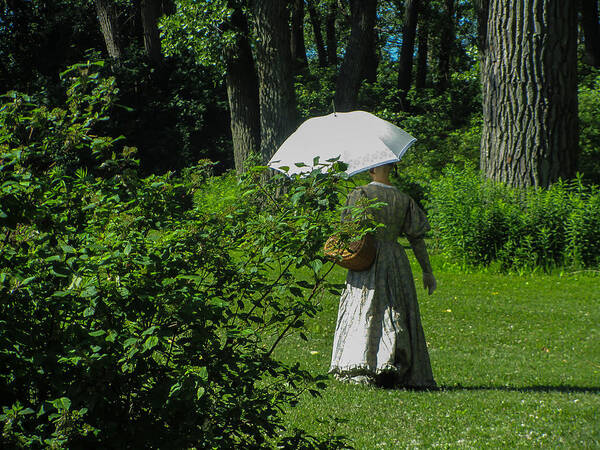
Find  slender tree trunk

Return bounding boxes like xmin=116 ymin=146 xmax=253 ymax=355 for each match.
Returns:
xmin=306 ymin=0 xmax=328 ymax=67
xmin=140 ymin=0 xmax=162 ymax=66
xmin=290 ymin=0 xmax=308 ymax=71
xmin=415 ymin=19 xmax=429 ymax=90
xmin=224 ymin=9 xmax=261 ymax=173
xmin=334 ymin=0 xmax=377 ymax=111
xmin=95 ymin=0 xmax=121 ymax=61
xmin=580 ymin=0 xmax=600 ymax=67
xmin=437 ymin=0 xmax=455 ymax=91
xmin=397 ymin=0 xmax=420 ymax=109
xmin=325 ymin=0 xmax=338 ymax=65
xmin=252 ymin=0 xmax=298 ymax=163
xmin=480 ymin=0 xmax=579 ymax=188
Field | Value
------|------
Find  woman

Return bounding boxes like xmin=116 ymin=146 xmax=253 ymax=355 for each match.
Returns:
xmin=329 ymin=163 xmax=437 ymax=389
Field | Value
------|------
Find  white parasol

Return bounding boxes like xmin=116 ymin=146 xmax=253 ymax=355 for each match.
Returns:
xmin=268 ymin=110 xmax=416 ymax=177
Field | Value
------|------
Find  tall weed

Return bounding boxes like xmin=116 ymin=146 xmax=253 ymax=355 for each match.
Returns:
xmin=427 ymin=166 xmax=600 ymax=271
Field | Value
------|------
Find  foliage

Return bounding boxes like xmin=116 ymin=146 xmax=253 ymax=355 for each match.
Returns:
xmin=426 ymin=166 xmax=600 ymax=271
xmin=0 ymin=64 xmax=357 ymax=448
xmin=578 ymin=70 xmax=600 ymax=184
xmin=104 ymin=48 xmax=232 ymax=174
xmin=159 ymin=0 xmax=237 ymax=73
xmin=0 ymin=0 xmax=101 ymax=100
xmin=295 ymin=66 xmax=338 ymax=120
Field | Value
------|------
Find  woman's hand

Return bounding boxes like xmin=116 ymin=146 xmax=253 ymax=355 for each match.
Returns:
xmin=423 ymin=272 xmax=436 ymax=295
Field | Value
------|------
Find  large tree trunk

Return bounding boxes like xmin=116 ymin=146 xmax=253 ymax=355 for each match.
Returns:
xmin=437 ymin=0 xmax=455 ymax=91
xmin=480 ymin=0 xmax=579 ymax=188
xmin=306 ymin=0 xmax=328 ymax=67
xmin=94 ymin=0 xmax=121 ymax=61
xmin=252 ymin=0 xmax=298 ymax=163
xmin=334 ymin=0 xmax=377 ymax=111
xmin=580 ymin=0 xmax=600 ymax=67
xmin=397 ymin=0 xmax=420 ymax=109
xmin=224 ymin=9 xmax=261 ymax=173
xmin=325 ymin=0 xmax=338 ymax=65
xmin=140 ymin=0 xmax=163 ymax=66
xmin=290 ymin=0 xmax=308 ymax=71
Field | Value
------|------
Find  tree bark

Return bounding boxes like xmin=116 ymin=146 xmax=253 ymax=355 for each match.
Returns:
xmin=325 ymin=0 xmax=338 ymax=65
xmin=224 ymin=9 xmax=261 ymax=173
xmin=480 ymin=0 xmax=579 ymax=188
xmin=437 ymin=0 xmax=455 ymax=91
xmin=290 ymin=0 xmax=308 ymax=71
xmin=363 ymin=27 xmax=379 ymax=83
xmin=306 ymin=0 xmax=328 ymax=67
xmin=252 ymin=0 xmax=298 ymax=163
xmin=580 ymin=0 xmax=600 ymax=67
xmin=415 ymin=19 xmax=429 ymax=90
xmin=397 ymin=0 xmax=420 ymax=109
xmin=94 ymin=0 xmax=121 ymax=61
xmin=334 ymin=0 xmax=377 ymax=111
xmin=140 ymin=0 xmax=163 ymax=66
xmin=473 ymin=0 xmax=490 ymax=53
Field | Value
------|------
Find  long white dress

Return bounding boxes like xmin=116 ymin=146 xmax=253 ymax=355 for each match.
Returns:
xmin=329 ymin=182 xmax=436 ymax=388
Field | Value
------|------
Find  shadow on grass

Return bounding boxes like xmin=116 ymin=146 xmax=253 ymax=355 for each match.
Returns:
xmin=438 ymin=384 xmax=600 ymax=394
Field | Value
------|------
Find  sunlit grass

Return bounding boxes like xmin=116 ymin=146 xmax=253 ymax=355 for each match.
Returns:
xmin=274 ymin=252 xmax=600 ymax=448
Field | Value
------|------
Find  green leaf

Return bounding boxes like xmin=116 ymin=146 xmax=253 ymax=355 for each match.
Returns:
xmin=142 ymin=326 xmax=158 ymax=336
xmin=143 ymin=336 xmax=159 ymax=351
xmin=51 ymin=397 xmax=71 ymax=411
xmin=309 ymin=259 xmax=323 ymax=274
xmin=123 ymin=338 xmax=138 ymax=348
xmin=196 ymin=387 xmax=205 ymax=399
xmin=89 ymin=330 xmax=105 ymax=337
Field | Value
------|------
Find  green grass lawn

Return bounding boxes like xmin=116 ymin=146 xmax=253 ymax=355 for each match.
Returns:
xmin=274 ymin=254 xmax=600 ymax=448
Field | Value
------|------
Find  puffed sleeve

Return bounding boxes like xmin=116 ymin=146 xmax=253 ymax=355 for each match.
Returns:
xmin=402 ymin=197 xmax=431 ymax=240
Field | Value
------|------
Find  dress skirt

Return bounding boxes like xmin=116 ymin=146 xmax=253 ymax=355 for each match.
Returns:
xmin=329 ymin=240 xmax=436 ymax=388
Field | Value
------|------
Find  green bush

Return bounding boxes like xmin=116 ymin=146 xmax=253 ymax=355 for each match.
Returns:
xmin=426 ymin=166 xmax=600 ymax=271
xmin=1 ymin=63 xmax=353 ymax=448
xmin=578 ymin=70 xmax=600 ymax=184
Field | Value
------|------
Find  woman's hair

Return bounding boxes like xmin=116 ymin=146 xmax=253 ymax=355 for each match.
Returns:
xmin=369 ymin=163 xmax=395 ymax=174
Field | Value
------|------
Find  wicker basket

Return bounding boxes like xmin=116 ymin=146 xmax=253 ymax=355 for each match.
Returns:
xmin=323 ymin=233 xmax=376 ymax=271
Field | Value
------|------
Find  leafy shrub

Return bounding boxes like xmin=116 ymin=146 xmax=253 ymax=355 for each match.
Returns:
xmin=427 ymin=166 xmax=600 ymax=271
xmin=1 ymin=63 xmax=353 ymax=448
xmin=578 ymin=70 xmax=600 ymax=184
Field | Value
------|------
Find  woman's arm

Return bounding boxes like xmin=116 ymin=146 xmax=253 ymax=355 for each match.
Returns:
xmin=408 ymin=237 xmax=436 ymax=295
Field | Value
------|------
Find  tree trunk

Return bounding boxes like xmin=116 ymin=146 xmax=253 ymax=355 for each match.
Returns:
xmin=397 ymin=0 xmax=420 ymax=109
xmin=580 ymin=0 xmax=600 ymax=67
xmin=473 ymin=0 xmax=489 ymax=53
xmin=140 ymin=0 xmax=163 ymax=66
xmin=252 ymin=0 xmax=298 ymax=163
xmin=415 ymin=19 xmax=429 ymax=90
xmin=437 ymin=0 xmax=455 ymax=91
xmin=480 ymin=0 xmax=579 ymax=188
xmin=325 ymin=0 xmax=338 ymax=65
xmin=290 ymin=0 xmax=308 ymax=71
xmin=306 ymin=0 xmax=328 ymax=67
xmin=94 ymin=0 xmax=121 ymax=61
xmin=224 ymin=9 xmax=261 ymax=173
xmin=334 ymin=0 xmax=377 ymax=111
xmin=363 ymin=27 xmax=379 ymax=83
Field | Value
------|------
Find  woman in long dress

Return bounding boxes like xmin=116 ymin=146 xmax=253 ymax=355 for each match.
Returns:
xmin=329 ymin=164 xmax=437 ymax=388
